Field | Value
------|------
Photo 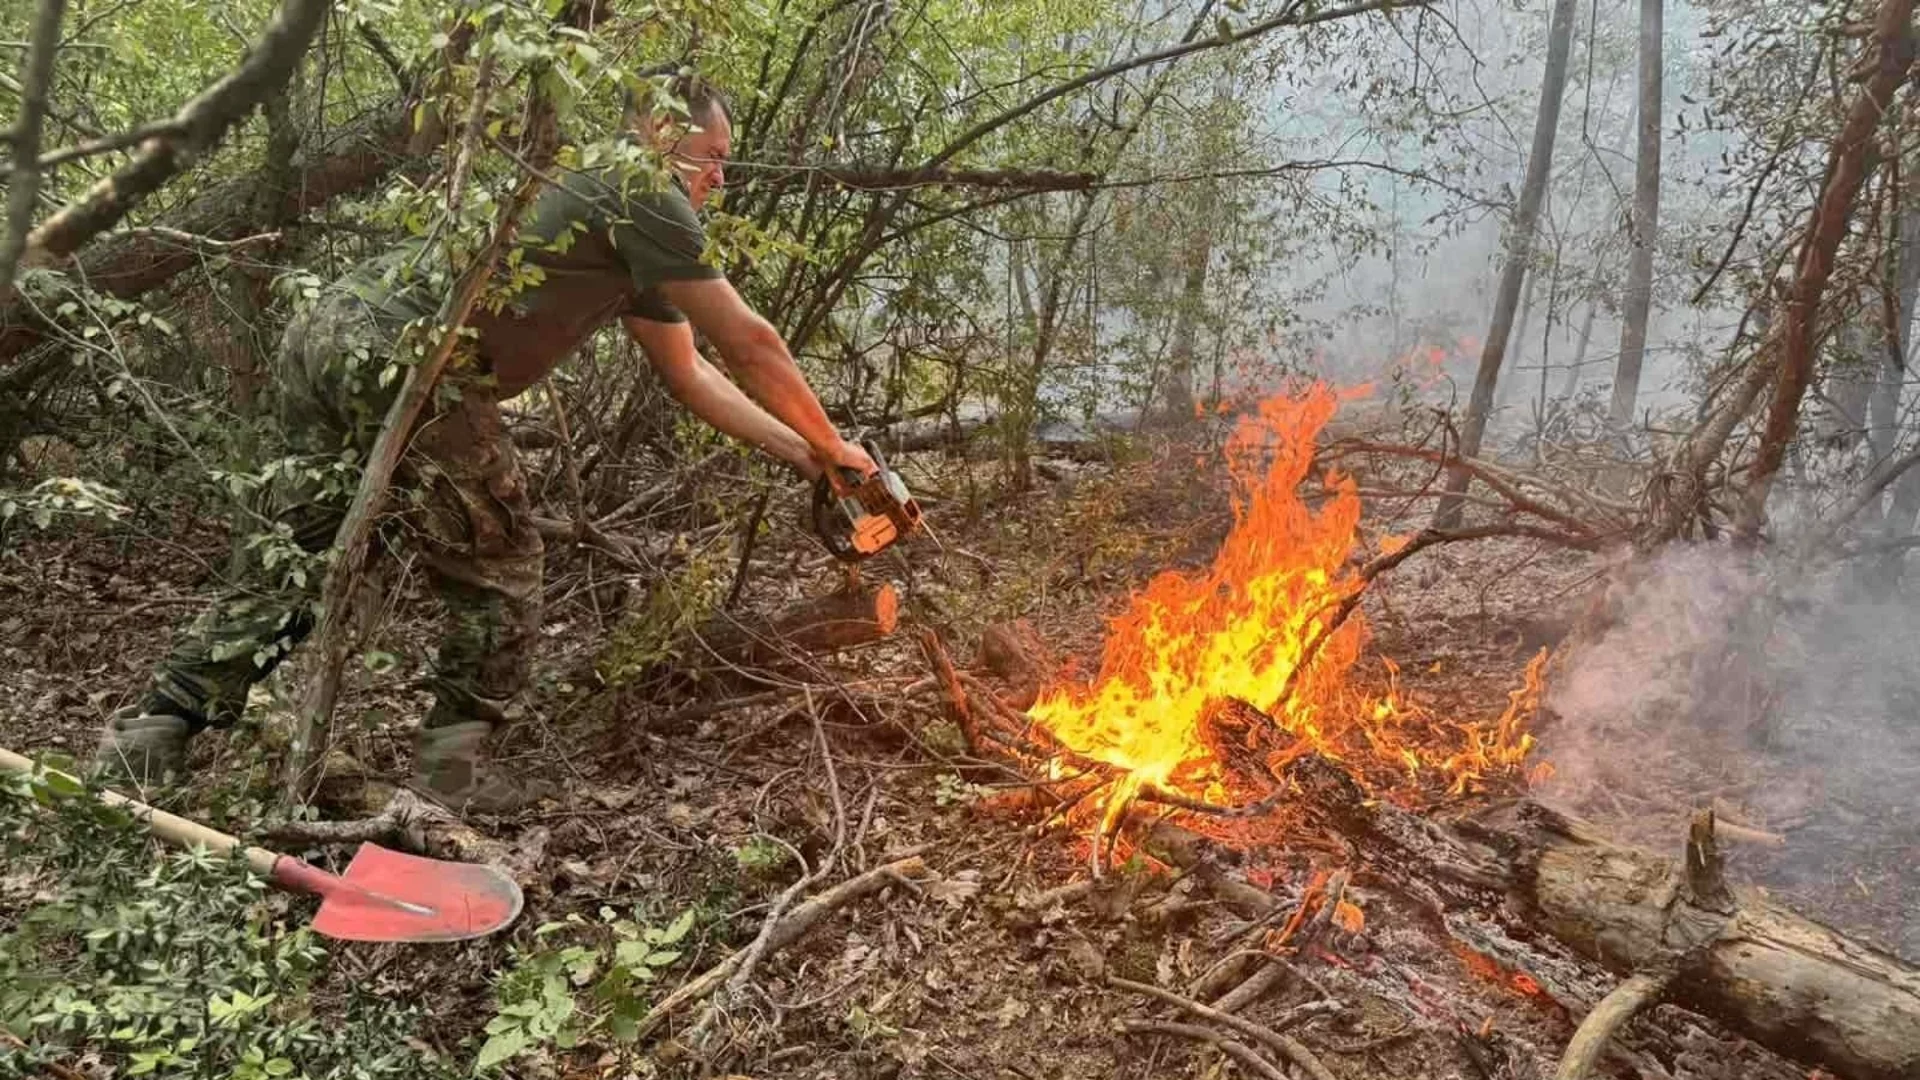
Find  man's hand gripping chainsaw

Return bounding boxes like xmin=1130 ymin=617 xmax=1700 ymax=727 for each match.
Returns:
xmin=811 ymin=440 xmax=924 ymax=560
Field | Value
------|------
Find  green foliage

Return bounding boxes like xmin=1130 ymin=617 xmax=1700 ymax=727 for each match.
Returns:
xmin=0 ymin=476 xmax=131 ymax=532
xmin=595 ymin=541 xmax=730 ymax=684
xmin=474 ymin=908 xmax=700 ymax=1072
xmin=0 ymin=762 xmax=453 ymax=1080
xmin=730 ymin=835 xmax=790 ymax=879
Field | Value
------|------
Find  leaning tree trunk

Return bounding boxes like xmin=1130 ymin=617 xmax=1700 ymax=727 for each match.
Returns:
xmin=1607 ymin=0 xmax=1665 ymax=431
xmin=1435 ymin=0 xmax=1581 ymax=528
xmin=1734 ymin=0 xmax=1918 ymax=542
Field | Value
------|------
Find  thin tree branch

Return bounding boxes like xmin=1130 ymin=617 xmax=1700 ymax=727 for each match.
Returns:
xmin=923 ymin=0 xmax=1431 ymax=172
xmin=356 ymin=22 xmax=409 ymax=94
xmin=729 ymin=161 xmax=1101 ymax=190
xmin=1 ymin=119 xmax=188 ymax=179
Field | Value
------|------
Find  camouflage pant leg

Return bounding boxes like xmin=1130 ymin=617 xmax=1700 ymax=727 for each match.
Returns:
xmin=147 ymin=297 xmax=389 ymax=730
xmin=148 ymin=294 xmax=545 ymax=735
xmin=394 ymin=378 xmax=546 ymax=731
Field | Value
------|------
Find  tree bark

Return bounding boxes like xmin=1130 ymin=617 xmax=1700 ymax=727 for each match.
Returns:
xmin=1435 ymin=0 xmax=1580 ymax=528
xmin=1871 ymin=182 xmax=1920 ymax=561
xmin=695 ymin=583 xmax=901 ymax=669
xmin=1608 ymin=0 xmax=1664 ymax=430
xmin=1162 ymin=229 xmax=1211 ymax=422
xmin=1735 ymin=0 xmax=1918 ymax=541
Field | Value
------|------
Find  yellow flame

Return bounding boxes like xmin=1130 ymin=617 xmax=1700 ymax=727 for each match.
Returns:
xmin=1026 ymin=382 xmax=1543 ymax=807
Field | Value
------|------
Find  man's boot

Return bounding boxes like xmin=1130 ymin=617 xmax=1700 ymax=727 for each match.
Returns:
xmin=410 ymin=721 xmax=553 ymax=814
xmin=93 ymin=706 xmax=192 ymax=786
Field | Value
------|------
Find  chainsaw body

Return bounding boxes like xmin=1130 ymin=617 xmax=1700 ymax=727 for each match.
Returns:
xmin=812 ymin=440 xmax=923 ymax=560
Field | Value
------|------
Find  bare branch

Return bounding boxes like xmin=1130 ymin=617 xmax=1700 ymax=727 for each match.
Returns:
xmin=923 ymin=0 xmax=1432 ymax=172
xmin=730 ymin=160 xmax=1101 ymax=191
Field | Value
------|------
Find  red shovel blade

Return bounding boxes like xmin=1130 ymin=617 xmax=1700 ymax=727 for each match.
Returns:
xmin=282 ymin=843 xmax=524 ymax=943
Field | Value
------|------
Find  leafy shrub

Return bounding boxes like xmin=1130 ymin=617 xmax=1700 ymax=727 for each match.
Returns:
xmin=475 ymin=908 xmax=699 ymax=1073
xmin=0 ymin=760 xmax=455 ymax=1080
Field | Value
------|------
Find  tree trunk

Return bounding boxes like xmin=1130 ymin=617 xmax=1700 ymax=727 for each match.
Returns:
xmin=1560 ymin=294 xmax=1601 ymax=399
xmin=1608 ymin=0 xmax=1665 ymax=430
xmin=1163 ymin=227 xmax=1212 ymax=422
xmin=1820 ymin=308 xmax=1875 ymax=450
xmin=1497 ymin=254 xmax=1539 ymax=409
xmin=1435 ymin=0 xmax=1581 ymax=528
xmin=1735 ymin=0 xmax=1918 ymax=541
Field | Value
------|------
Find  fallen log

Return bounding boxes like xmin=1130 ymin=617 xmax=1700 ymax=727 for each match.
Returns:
xmin=1278 ymin=754 xmax=1920 ymax=1080
xmin=695 ymin=582 xmax=901 ymax=669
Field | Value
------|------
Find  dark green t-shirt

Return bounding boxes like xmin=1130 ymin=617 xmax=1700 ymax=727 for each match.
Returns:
xmin=340 ymin=157 xmax=723 ymax=398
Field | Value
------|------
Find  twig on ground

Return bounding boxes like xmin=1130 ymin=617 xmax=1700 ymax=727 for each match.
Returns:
xmin=1117 ymin=965 xmax=1345 ymax=1078
xmin=1116 ymin=1019 xmax=1293 ymax=1080
xmin=631 ymin=850 xmax=932 ymax=1041
xmin=260 ymin=787 xmax=445 ymax=848
xmin=724 ymin=688 xmax=848 ymax=998
xmin=1551 ymin=970 xmax=1670 ymax=1080
xmin=1020 ymin=878 xmax=1096 ymax=911
xmin=1212 ymin=959 xmax=1291 ymax=1015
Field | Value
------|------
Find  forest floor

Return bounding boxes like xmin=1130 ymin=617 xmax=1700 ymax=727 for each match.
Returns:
xmin=4 ymin=412 xmax=1917 ymax=1080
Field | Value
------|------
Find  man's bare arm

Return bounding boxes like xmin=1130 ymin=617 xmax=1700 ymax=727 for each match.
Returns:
xmin=623 ymin=316 xmax=820 ymax=479
xmin=656 ymin=277 xmax=874 ymax=481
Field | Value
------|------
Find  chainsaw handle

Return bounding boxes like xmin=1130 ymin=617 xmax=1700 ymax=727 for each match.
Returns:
xmin=0 ymin=745 xmax=281 ymax=879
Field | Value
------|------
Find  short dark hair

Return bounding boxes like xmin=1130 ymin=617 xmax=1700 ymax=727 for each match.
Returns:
xmin=623 ymin=71 xmax=730 ymax=128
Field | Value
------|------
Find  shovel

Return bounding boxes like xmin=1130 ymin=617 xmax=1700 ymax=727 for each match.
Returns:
xmin=1 ymin=745 xmax=523 ymax=943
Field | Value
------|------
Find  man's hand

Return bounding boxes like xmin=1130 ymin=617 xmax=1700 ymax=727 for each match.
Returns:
xmin=816 ymin=437 xmax=878 ymax=494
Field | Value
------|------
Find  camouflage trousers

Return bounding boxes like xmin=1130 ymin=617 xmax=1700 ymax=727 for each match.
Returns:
xmin=144 ymin=292 xmax=545 ymax=734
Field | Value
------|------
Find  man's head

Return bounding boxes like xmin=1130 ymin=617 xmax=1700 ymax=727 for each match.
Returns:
xmin=626 ymin=74 xmax=732 ymax=210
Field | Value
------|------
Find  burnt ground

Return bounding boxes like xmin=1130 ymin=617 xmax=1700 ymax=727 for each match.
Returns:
xmin=3 ymin=425 xmax=1915 ymax=1080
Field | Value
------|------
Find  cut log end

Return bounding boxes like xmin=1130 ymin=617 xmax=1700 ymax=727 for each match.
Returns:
xmin=697 ymin=582 xmax=902 ymax=670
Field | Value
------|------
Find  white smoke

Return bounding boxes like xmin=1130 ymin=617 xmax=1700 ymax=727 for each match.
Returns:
xmin=1537 ymin=541 xmax=1920 ymax=957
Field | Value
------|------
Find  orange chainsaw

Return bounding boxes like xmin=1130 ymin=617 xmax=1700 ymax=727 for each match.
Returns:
xmin=811 ymin=439 xmax=923 ymax=560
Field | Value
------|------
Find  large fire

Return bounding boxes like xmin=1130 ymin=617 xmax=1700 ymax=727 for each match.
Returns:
xmin=1026 ymin=382 xmax=1544 ymax=813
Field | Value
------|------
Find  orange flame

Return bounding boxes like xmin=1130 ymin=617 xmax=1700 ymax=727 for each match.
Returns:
xmin=1026 ymin=382 xmax=1541 ymax=809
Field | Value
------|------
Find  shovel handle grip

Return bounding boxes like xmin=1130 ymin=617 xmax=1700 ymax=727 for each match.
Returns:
xmin=0 ymin=745 xmax=281 ymax=879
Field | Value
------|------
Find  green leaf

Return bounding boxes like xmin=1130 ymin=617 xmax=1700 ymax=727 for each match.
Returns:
xmin=613 ymin=940 xmax=649 ymax=968
xmin=473 ymin=1029 xmax=527 ymax=1071
xmin=654 ymin=909 xmax=696 ymax=946
xmin=264 ymin=1058 xmax=295 ymax=1076
xmin=644 ymin=950 xmax=681 ymax=968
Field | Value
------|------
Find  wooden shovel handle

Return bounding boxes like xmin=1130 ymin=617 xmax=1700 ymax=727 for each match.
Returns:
xmin=0 ymin=745 xmax=281 ymax=878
